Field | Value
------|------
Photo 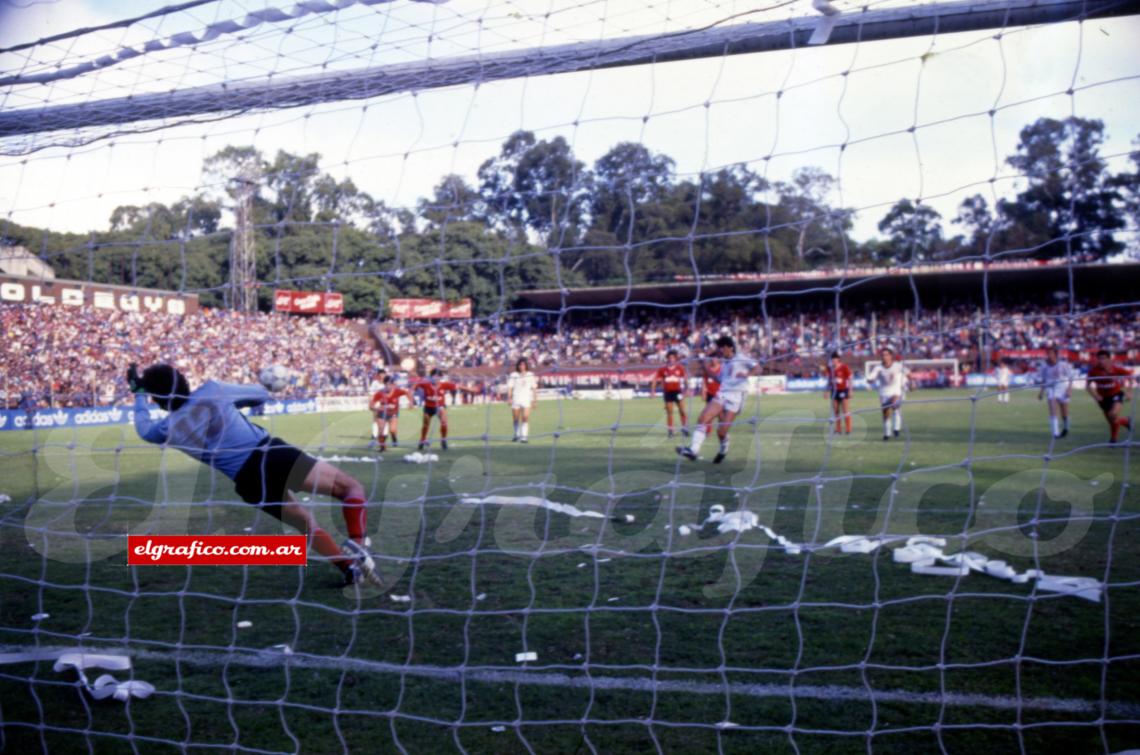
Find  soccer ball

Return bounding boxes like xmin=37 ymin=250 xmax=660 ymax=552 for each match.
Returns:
xmin=258 ymin=364 xmax=290 ymax=392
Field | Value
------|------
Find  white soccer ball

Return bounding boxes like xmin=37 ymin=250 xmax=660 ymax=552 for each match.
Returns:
xmin=258 ymin=364 xmax=290 ymax=392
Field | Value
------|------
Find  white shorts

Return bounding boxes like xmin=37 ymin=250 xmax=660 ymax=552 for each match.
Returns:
xmin=714 ymin=390 xmax=744 ymax=414
xmin=512 ymin=400 xmax=532 ymax=411
xmin=879 ymin=394 xmax=902 ymax=409
xmin=1045 ymin=391 xmax=1070 ymax=403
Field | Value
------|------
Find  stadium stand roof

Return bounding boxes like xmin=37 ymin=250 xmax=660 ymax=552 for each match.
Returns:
xmin=515 ymin=261 xmax=1140 ymax=311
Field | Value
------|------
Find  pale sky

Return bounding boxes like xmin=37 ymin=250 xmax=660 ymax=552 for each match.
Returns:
xmin=1 ymin=0 xmax=1138 ymax=243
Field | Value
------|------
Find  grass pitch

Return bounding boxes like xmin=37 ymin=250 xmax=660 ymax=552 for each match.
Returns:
xmin=1 ymin=388 xmax=1138 ymax=753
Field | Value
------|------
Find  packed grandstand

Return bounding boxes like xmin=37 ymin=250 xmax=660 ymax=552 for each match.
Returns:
xmin=2 ymin=264 xmax=1136 ymax=410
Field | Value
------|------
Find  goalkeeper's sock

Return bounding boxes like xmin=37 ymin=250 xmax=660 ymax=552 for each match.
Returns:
xmin=310 ymin=528 xmax=349 ymax=572
xmin=440 ymin=423 xmax=448 ymax=439
xmin=420 ymin=426 xmax=428 ymax=442
xmin=342 ymin=496 xmax=367 ymax=542
xmin=689 ymin=427 xmax=707 ymax=455
xmin=845 ymin=414 xmax=852 ymax=433
xmin=521 ymin=421 xmax=529 ymax=440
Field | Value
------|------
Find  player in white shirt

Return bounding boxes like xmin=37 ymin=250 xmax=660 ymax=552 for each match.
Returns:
xmin=995 ymin=359 xmax=1012 ymax=404
xmin=1036 ymin=346 xmax=1074 ymax=438
xmin=678 ymin=335 xmax=759 ymax=464
xmin=865 ymin=347 xmax=909 ymax=441
xmin=367 ymin=367 xmax=387 ymax=446
xmin=507 ymin=358 xmax=539 ymax=443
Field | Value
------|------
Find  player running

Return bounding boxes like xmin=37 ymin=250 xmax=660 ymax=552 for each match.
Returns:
xmin=650 ymin=349 xmax=689 ymax=438
xmin=1037 ymin=346 xmax=1074 ymax=439
xmin=866 ymin=347 xmax=909 ymax=441
xmin=369 ymin=375 xmax=407 ymax=452
xmin=678 ymin=335 xmax=759 ymax=464
xmin=412 ymin=368 xmax=473 ymax=451
xmin=1086 ymin=349 xmax=1133 ymax=444
xmin=127 ymin=364 xmax=381 ymax=587
xmin=507 ymin=358 xmax=539 ymax=443
xmin=826 ymin=351 xmax=853 ymax=434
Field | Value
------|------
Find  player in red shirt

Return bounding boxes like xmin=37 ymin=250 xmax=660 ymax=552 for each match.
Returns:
xmin=1086 ymin=349 xmax=1133 ymax=443
xmin=827 ymin=351 xmax=854 ymax=434
xmin=369 ymin=375 xmax=408 ymax=452
xmin=411 ymin=368 xmax=474 ymax=451
xmin=649 ymin=350 xmax=689 ymax=438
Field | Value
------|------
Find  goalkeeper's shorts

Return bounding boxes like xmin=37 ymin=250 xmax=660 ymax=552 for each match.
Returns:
xmin=233 ymin=436 xmax=318 ymax=519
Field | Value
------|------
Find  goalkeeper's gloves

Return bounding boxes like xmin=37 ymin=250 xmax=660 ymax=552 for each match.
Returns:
xmin=127 ymin=364 xmax=145 ymax=394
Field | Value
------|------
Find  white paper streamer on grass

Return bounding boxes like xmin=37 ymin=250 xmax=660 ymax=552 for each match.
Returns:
xmin=404 ymin=452 xmax=439 ymax=464
xmin=52 ymin=652 xmax=155 ymax=701
xmin=672 ymin=509 xmax=1102 ymax=602
xmin=460 ymin=495 xmax=605 ymax=520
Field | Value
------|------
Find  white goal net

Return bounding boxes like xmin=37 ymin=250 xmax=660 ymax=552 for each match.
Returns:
xmin=1 ymin=0 xmax=1138 ymax=752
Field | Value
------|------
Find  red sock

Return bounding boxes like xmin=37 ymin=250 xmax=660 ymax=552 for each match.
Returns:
xmin=310 ymin=527 xmax=349 ymax=571
xmin=342 ymin=496 xmax=367 ymax=542
xmin=835 ymin=419 xmax=841 ymax=433
xmin=441 ymin=423 xmax=448 ymax=439
xmin=845 ymin=415 xmax=852 ymax=434
xmin=420 ymin=426 xmax=428 ymax=442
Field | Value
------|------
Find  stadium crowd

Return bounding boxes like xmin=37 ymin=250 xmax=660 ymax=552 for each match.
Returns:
xmin=2 ymin=303 xmax=375 ymax=408
xmin=390 ymin=302 xmax=1136 ymax=372
xmin=3 ymin=299 xmax=1134 ymax=408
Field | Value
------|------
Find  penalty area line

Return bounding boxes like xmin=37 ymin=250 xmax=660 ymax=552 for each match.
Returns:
xmin=3 ymin=643 xmax=1136 ymax=718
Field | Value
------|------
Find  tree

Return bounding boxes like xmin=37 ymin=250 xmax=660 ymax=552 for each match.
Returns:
xmin=419 ymin=174 xmax=483 ymax=227
xmin=1115 ymin=134 xmax=1140 ymax=256
xmin=774 ymin=167 xmax=850 ymax=264
xmin=1001 ymin=116 xmax=1124 ymax=260
xmin=877 ymin=199 xmax=943 ymax=264
xmin=477 ymin=130 xmax=590 ymax=244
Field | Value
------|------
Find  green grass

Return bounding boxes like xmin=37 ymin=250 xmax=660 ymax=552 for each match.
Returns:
xmin=1 ymin=389 xmax=1138 ymax=753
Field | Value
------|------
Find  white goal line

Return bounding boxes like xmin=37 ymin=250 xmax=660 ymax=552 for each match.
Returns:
xmin=3 ymin=644 xmax=1136 ymax=719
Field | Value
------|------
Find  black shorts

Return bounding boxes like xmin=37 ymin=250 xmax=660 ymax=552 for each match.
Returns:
xmin=663 ymin=390 xmax=682 ymax=404
xmin=232 ymin=436 xmax=318 ymax=520
xmin=1099 ymin=392 xmax=1124 ymax=414
xmin=376 ymin=408 xmax=398 ymax=420
xmin=832 ymin=389 xmax=850 ymax=401
xmin=423 ymin=406 xmax=439 ymax=417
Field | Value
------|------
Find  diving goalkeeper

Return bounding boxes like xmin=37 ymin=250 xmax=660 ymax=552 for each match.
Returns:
xmin=127 ymin=363 xmax=381 ymax=587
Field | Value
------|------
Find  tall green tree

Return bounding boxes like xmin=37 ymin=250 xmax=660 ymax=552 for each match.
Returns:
xmin=1001 ymin=116 xmax=1123 ymax=260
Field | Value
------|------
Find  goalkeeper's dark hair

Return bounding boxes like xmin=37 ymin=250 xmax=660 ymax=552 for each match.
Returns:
xmin=141 ymin=364 xmax=191 ymax=411
xmin=715 ymin=335 xmax=735 ymax=350
xmin=1096 ymin=349 xmax=1111 ymax=358
xmin=830 ymin=351 xmax=841 ymax=360
xmin=430 ymin=367 xmax=443 ymax=378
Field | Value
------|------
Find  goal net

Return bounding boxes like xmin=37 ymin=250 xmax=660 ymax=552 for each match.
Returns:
xmin=1 ymin=0 xmax=1138 ymax=752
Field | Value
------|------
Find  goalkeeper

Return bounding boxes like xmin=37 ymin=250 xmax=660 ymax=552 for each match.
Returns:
xmin=127 ymin=363 xmax=381 ymax=587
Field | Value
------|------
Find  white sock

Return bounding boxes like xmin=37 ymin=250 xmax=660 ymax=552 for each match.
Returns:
xmin=690 ymin=427 xmax=707 ymax=454
xmin=893 ymin=411 xmax=902 ymax=432
xmin=522 ymin=421 xmax=529 ymax=439
xmin=1051 ymin=416 xmax=1059 ymax=436
xmin=883 ymin=419 xmax=891 ymax=437
xmin=371 ymin=424 xmax=378 ymax=439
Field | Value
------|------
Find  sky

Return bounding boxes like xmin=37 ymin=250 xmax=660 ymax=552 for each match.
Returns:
xmin=0 ymin=0 xmax=1138 ymax=243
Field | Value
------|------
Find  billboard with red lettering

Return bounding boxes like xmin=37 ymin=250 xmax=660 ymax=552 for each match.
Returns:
xmin=274 ymin=290 xmax=344 ymax=314
xmin=388 ymin=298 xmax=472 ymax=319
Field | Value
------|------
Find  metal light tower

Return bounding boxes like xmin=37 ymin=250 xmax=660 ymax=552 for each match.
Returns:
xmin=229 ymin=176 xmax=258 ymax=313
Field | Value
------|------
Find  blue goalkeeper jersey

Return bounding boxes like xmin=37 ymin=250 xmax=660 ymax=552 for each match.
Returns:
xmin=133 ymin=381 xmax=271 ymax=480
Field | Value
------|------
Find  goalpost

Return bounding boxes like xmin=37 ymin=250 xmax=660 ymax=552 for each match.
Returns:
xmin=1 ymin=0 xmax=1138 ymax=752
